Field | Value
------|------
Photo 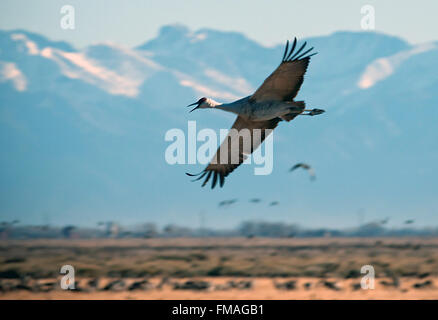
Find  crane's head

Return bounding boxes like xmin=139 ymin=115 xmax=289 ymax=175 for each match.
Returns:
xmin=186 ymin=97 xmax=211 ymax=112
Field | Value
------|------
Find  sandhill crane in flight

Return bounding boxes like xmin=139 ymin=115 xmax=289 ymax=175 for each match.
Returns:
xmin=249 ymin=198 xmax=262 ymax=203
xmin=269 ymin=201 xmax=280 ymax=206
xmin=186 ymin=38 xmax=324 ymax=188
xmin=289 ymin=162 xmax=316 ymax=181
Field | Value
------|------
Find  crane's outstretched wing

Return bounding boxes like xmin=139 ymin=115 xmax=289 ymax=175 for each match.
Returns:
xmin=250 ymin=38 xmax=316 ymax=103
xmin=187 ymin=116 xmax=280 ymax=189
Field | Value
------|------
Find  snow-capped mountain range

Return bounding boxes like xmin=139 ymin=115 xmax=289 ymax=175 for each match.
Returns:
xmin=1 ymin=24 xmax=437 ymax=228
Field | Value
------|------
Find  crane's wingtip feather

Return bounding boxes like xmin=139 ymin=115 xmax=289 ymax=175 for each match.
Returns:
xmin=201 ymin=171 xmax=212 ymax=187
xmin=186 ymin=170 xmax=205 ymax=177
xmin=219 ymin=174 xmax=225 ymax=187
xmin=289 ymin=41 xmax=308 ymax=61
xmin=282 ymin=40 xmax=289 ymax=62
xmin=211 ymin=172 xmax=218 ymax=189
xmin=187 ymin=170 xmax=227 ymax=189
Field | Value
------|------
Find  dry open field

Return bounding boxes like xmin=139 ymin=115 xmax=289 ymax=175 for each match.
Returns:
xmin=1 ymin=237 xmax=438 ymax=299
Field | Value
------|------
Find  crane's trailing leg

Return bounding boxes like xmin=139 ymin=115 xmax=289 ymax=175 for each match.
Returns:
xmin=301 ymin=108 xmax=325 ymax=116
xmin=281 ymin=107 xmax=325 ymax=121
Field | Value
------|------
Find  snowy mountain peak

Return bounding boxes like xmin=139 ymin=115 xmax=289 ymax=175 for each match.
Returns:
xmin=358 ymin=42 xmax=437 ymax=89
xmin=0 ymin=61 xmax=27 ymax=91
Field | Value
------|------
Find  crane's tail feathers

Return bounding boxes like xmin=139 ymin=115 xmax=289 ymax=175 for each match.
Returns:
xmin=281 ymin=101 xmax=306 ymax=121
xmin=294 ymin=101 xmax=306 ymax=108
xmin=281 ymin=113 xmax=300 ymax=122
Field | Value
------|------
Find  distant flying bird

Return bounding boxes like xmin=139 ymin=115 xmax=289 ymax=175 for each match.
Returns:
xmin=186 ymin=38 xmax=324 ymax=188
xmin=218 ymin=199 xmax=238 ymax=207
xmin=289 ymin=162 xmax=316 ymax=180
xmin=379 ymin=217 xmax=390 ymax=225
xmin=404 ymin=219 xmax=415 ymax=225
xmin=269 ymin=201 xmax=279 ymax=206
xmin=250 ymin=198 xmax=262 ymax=203
xmin=218 ymin=200 xmax=228 ymax=207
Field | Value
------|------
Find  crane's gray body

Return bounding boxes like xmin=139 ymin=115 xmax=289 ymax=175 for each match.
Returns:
xmin=216 ymin=96 xmax=304 ymax=121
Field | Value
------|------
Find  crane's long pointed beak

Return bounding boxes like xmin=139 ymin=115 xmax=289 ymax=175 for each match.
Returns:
xmin=187 ymin=101 xmax=200 ymax=112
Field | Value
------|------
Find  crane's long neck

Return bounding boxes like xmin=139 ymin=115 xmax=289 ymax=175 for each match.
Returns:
xmin=215 ymin=103 xmax=241 ymax=114
xmin=208 ymin=98 xmax=243 ymax=115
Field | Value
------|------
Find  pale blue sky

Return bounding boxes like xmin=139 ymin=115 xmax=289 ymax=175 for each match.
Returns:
xmin=1 ymin=0 xmax=437 ymax=48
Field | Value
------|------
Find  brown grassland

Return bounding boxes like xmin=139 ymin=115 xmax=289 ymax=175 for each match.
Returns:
xmin=1 ymin=237 xmax=438 ymax=299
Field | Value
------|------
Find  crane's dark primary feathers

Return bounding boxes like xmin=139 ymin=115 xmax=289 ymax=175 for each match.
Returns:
xmin=282 ymin=38 xmax=317 ymax=63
